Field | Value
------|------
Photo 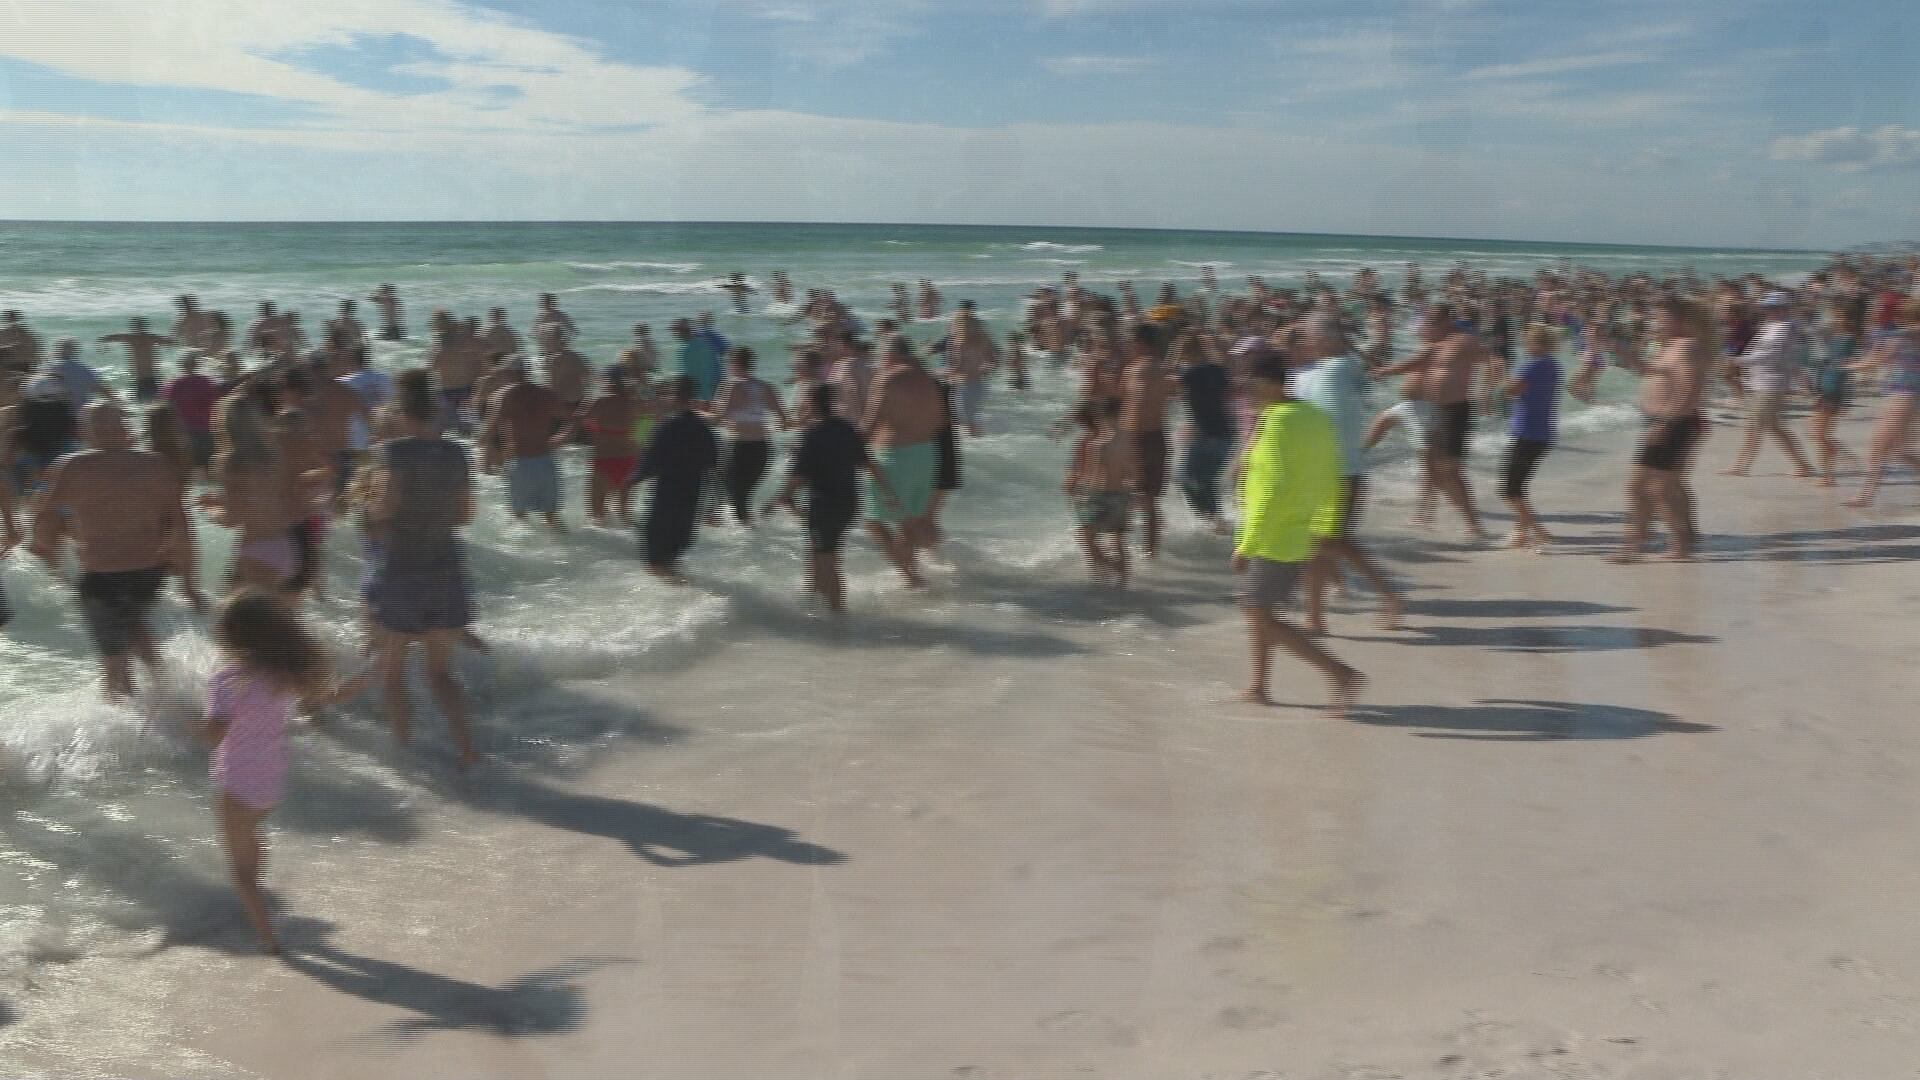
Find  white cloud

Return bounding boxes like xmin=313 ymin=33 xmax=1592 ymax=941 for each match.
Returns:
xmin=0 ymin=0 xmax=709 ymax=134
xmin=1461 ymin=49 xmax=1654 ymax=81
xmin=1041 ymin=55 xmax=1158 ymax=76
xmin=1770 ymin=126 xmax=1920 ymax=172
xmin=726 ymin=0 xmax=931 ymax=67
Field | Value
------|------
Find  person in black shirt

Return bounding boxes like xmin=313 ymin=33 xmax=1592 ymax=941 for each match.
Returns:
xmin=766 ymin=383 xmax=895 ymax=613
xmin=630 ymin=376 xmax=719 ymax=583
xmin=1175 ymin=334 xmax=1234 ymax=533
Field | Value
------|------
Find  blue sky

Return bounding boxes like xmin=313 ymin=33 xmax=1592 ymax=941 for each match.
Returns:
xmin=0 ymin=0 xmax=1914 ymax=248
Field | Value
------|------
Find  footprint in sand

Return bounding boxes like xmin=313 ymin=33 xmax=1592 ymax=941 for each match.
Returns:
xmin=1217 ymin=1004 xmax=1284 ymax=1030
xmin=1036 ymin=1009 xmax=1138 ymax=1047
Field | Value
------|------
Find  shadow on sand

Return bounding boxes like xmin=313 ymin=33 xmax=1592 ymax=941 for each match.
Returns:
xmin=1356 ymin=698 xmax=1718 ymax=741
xmin=1406 ymin=597 xmax=1634 ymax=620
xmin=276 ymin=920 xmax=631 ymax=1044
xmin=474 ymin=775 xmax=847 ymax=868
xmin=1343 ymin=622 xmax=1715 ymax=654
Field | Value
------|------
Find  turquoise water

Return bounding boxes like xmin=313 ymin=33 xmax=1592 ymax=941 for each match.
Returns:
xmin=0 ymin=222 xmax=1826 ymax=1007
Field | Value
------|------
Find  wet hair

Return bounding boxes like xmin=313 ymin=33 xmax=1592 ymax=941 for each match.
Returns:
xmin=809 ymin=382 xmax=837 ymax=418
xmin=214 ymin=589 xmax=328 ymax=697
xmin=728 ymin=346 xmax=756 ymax=371
xmin=396 ymin=367 xmax=438 ymax=424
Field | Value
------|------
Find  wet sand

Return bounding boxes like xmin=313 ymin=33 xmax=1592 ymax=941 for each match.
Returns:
xmin=11 ymin=409 xmax=1920 ymax=1080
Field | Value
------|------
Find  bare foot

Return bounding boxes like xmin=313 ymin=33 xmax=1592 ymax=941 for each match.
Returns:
xmin=1377 ymin=594 xmax=1403 ymax=630
xmin=1328 ymin=667 xmax=1365 ymax=719
xmin=1237 ymin=689 xmax=1274 ymax=706
xmin=1505 ymin=531 xmax=1528 ymax=550
xmin=1845 ymin=493 xmax=1875 ymax=509
xmin=1817 ymin=477 xmax=1835 ymax=488
xmin=1719 ymin=467 xmax=1748 ymax=477
xmin=1606 ymin=551 xmax=1642 ymax=565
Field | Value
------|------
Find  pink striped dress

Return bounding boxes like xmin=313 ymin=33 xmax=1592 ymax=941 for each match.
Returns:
xmin=208 ymin=663 xmax=293 ymax=811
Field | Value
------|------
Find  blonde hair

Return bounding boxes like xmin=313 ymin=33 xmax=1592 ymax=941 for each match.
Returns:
xmin=1524 ymin=323 xmax=1558 ymax=356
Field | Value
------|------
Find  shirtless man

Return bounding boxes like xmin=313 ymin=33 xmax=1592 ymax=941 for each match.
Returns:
xmin=532 ymin=293 xmax=577 ymax=355
xmin=723 ymin=272 xmax=756 ymax=314
xmin=323 ymin=300 xmax=368 ymax=363
xmin=616 ymin=323 xmax=658 ymax=383
xmin=891 ymin=283 xmax=914 ymax=323
xmin=482 ymin=307 xmax=521 ymax=361
xmin=427 ymin=311 xmax=482 ymax=434
xmin=170 ymin=295 xmax=219 ymax=353
xmin=1612 ymin=295 xmax=1708 ymax=562
xmin=571 ymin=367 xmax=643 ymax=527
xmin=28 ymin=403 xmax=191 ymax=701
xmin=482 ymin=362 xmax=569 ymax=531
xmin=98 ymin=317 xmax=176 ymax=402
xmin=771 ymin=270 xmax=793 ymax=306
xmin=0 ymin=312 xmax=44 ymax=374
xmin=1120 ymin=323 xmax=1179 ymax=559
xmin=862 ymin=336 xmax=948 ymax=588
xmin=543 ymin=339 xmax=592 ymax=415
xmin=298 ymin=352 xmax=371 ymax=504
xmin=367 ymin=284 xmax=406 ymax=340
xmin=944 ymin=300 xmax=1000 ymax=438
xmin=245 ymin=302 xmax=287 ymax=359
xmin=917 ymin=279 xmax=942 ymax=321
xmin=1379 ymin=303 xmax=1491 ymax=540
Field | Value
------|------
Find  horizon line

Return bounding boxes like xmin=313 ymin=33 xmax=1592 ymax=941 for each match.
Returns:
xmin=0 ymin=218 xmax=1828 ymax=257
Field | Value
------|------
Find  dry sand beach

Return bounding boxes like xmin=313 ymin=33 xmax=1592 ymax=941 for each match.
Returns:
xmin=8 ymin=409 xmax=1920 ymax=1079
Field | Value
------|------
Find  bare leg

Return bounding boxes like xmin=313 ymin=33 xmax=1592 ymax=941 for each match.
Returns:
xmin=217 ymin=794 xmax=279 ymax=954
xmin=1610 ymin=469 xmax=1652 ymax=562
xmin=1239 ymin=607 xmax=1274 ymax=705
xmin=1255 ymin=608 xmax=1363 ymax=718
xmin=1077 ymin=526 xmax=1108 ymax=580
xmin=1325 ymin=539 xmax=1403 ymax=626
xmin=100 ymin=654 xmax=135 ymax=702
xmin=1654 ymin=472 xmax=1693 ymax=559
xmin=1438 ymin=459 xmax=1489 ymax=539
xmin=424 ymin=632 xmax=476 ymax=770
xmin=377 ymin=636 xmax=413 ymax=748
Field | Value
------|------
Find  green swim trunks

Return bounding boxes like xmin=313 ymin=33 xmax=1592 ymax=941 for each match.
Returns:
xmin=869 ymin=440 xmax=936 ymax=524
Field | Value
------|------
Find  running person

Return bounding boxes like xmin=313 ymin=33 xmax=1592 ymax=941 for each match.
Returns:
xmin=765 ymin=383 xmax=896 ymax=614
xmin=708 ymin=347 xmax=789 ymax=526
xmin=1498 ymin=323 xmax=1562 ymax=550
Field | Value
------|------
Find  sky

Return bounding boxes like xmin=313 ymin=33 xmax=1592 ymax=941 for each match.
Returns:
xmin=0 ymin=0 xmax=1914 ymax=249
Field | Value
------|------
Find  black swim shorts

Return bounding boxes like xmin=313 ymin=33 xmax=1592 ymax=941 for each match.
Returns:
xmin=77 ymin=566 xmax=165 ymax=657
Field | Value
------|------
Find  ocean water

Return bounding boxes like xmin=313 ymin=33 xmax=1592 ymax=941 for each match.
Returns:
xmin=0 ymin=222 xmax=1824 ymax=1009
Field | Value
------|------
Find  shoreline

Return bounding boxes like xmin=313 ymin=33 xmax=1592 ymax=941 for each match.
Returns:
xmin=9 ymin=408 xmax=1920 ymax=1078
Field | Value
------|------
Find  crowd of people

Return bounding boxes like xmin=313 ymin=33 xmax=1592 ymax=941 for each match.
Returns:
xmin=0 ymin=250 xmax=1916 ymax=952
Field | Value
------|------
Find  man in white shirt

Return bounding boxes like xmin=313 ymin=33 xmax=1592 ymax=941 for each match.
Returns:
xmin=1723 ymin=292 xmax=1813 ymax=479
xmin=43 ymin=339 xmax=115 ymax=411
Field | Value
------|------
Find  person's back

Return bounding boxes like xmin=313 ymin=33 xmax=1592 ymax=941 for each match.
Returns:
xmin=42 ymin=448 xmax=179 ymax=573
xmin=1509 ymin=352 xmax=1562 ymax=445
xmin=494 ymin=380 xmax=565 ymax=459
xmin=1181 ymin=359 xmax=1233 ymax=442
xmin=1291 ymin=353 xmax=1367 ymax=477
xmin=645 ymin=409 xmax=718 ymax=505
xmin=866 ymin=362 xmax=944 ymax=448
xmin=381 ymin=436 xmax=470 ymax=567
xmin=1239 ymin=400 xmax=1340 ymax=564
xmin=795 ymin=414 xmax=863 ymax=506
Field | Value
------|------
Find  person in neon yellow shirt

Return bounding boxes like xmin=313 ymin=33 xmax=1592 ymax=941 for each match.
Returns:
xmin=1233 ymin=356 xmax=1364 ymax=715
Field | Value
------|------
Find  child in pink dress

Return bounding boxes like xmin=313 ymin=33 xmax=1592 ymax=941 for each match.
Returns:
xmin=200 ymin=590 xmax=337 ymax=955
